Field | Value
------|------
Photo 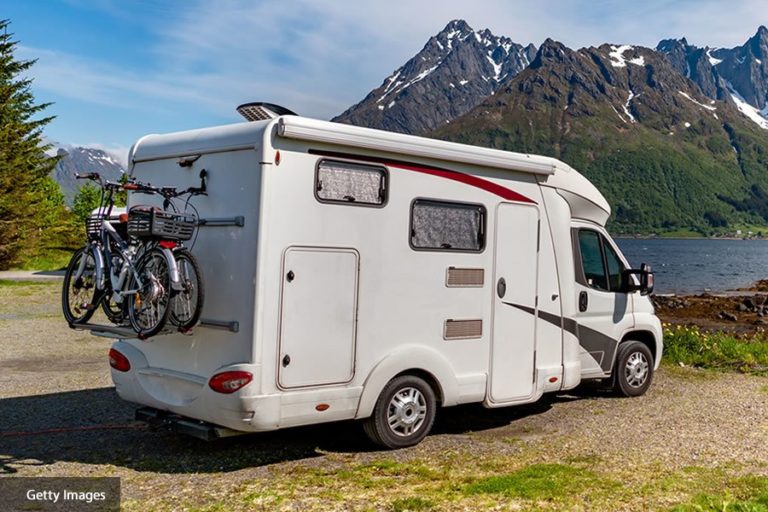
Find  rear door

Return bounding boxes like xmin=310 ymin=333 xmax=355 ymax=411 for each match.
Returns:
xmin=489 ymin=203 xmax=539 ymax=402
xmin=278 ymin=247 xmax=359 ymax=388
xmin=571 ymin=226 xmax=634 ymax=377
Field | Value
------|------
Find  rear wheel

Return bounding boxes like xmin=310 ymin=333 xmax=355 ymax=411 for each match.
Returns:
xmin=613 ymin=341 xmax=654 ymax=397
xmin=101 ymin=295 xmax=127 ymax=325
xmin=62 ymin=247 xmax=100 ymax=325
xmin=101 ymin=253 xmax=127 ymax=325
xmin=169 ymin=249 xmax=204 ymax=332
xmin=128 ymin=248 xmax=172 ymax=338
xmin=363 ymin=375 xmax=436 ymax=449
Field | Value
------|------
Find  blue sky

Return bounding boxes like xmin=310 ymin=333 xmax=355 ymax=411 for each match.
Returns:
xmin=6 ymin=0 xmax=767 ymax=164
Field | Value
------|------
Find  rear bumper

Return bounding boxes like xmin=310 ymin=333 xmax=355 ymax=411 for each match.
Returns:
xmin=110 ymin=341 xmax=281 ymax=433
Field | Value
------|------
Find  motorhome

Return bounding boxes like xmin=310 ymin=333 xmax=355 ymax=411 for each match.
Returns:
xmin=96 ymin=105 xmax=661 ymax=448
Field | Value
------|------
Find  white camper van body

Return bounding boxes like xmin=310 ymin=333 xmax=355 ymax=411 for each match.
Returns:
xmin=109 ymin=116 xmax=662 ymax=437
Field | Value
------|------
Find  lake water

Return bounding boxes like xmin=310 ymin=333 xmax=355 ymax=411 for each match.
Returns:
xmin=615 ymin=238 xmax=768 ymax=295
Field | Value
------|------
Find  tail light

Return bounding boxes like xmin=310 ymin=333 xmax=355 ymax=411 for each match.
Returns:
xmin=209 ymin=371 xmax=253 ymax=394
xmin=109 ymin=348 xmax=131 ymax=372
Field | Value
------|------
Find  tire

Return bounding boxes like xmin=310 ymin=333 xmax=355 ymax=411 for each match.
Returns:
xmin=101 ymin=295 xmax=127 ymax=325
xmin=62 ymin=247 xmax=100 ymax=325
xmin=101 ymin=252 xmax=127 ymax=325
xmin=612 ymin=341 xmax=654 ymax=397
xmin=363 ymin=375 xmax=437 ymax=449
xmin=169 ymin=249 xmax=204 ymax=332
xmin=127 ymin=248 xmax=172 ymax=338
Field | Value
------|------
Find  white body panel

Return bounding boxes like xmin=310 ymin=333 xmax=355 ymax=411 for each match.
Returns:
xmin=110 ymin=116 xmax=662 ymax=434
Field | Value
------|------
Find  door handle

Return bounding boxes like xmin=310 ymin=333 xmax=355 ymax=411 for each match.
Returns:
xmin=497 ymin=278 xmax=506 ymax=299
xmin=286 ymin=270 xmax=295 ymax=282
xmin=579 ymin=291 xmax=588 ymax=312
xmin=282 ymin=354 xmax=291 ymax=367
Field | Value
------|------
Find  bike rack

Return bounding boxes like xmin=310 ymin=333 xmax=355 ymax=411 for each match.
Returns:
xmin=69 ymin=318 xmax=240 ymax=339
xmin=199 ymin=319 xmax=239 ymax=333
xmin=197 ymin=216 xmax=244 ymax=227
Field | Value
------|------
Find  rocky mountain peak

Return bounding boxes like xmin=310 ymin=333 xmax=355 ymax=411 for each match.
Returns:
xmin=332 ymin=19 xmax=535 ymax=134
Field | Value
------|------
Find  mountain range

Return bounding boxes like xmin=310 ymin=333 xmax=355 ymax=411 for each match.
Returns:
xmin=46 ymin=144 xmax=125 ymax=205
xmin=334 ymin=21 xmax=768 ymax=233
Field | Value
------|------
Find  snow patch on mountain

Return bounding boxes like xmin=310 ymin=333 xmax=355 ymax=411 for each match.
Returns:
xmin=623 ymin=91 xmax=637 ymax=123
xmin=678 ymin=91 xmax=718 ymax=111
xmin=727 ymin=82 xmax=768 ymax=129
xmin=706 ymin=49 xmax=723 ymax=66
xmin=609 ymin=45 xmax=645 ymax=67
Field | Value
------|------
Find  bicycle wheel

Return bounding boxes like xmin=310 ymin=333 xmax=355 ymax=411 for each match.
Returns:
xmin=169 ymin=249 xmax=204 ymax=332
xmin=127 ymin=248 xmax=172 ymax=338
xmin=101 ymin=294 xmax=128 ymax=325
xmin=62 ymin=247 xmax=100 ymax=325
xmin=101 ymin=253 xmax=128 ymax=325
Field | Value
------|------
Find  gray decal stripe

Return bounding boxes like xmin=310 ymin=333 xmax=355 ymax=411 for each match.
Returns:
xmin=503 ymin=302 xmax=577 ymax=336
xmin=502 ymin=301 xmax=616 ymax=372
xmin=575 ymin=325 xmax=618 ymax=372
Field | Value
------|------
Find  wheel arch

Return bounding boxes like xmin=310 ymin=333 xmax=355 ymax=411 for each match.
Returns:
xmin=393 ymin=368 xmax=444 ymax=405
xmin=620 ymin=330 xmax=658 ymax=363
xmin=354 ymin=345 xmax=458 ymax=420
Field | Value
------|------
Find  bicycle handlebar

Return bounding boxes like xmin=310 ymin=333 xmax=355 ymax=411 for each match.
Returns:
xmin=76 ymin=172 xmax=207 ymax=200
xmin=75 ymin=172 xmax=100 ymax=181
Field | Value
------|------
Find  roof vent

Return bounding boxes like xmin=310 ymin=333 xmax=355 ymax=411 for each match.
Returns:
xmin=236 ymin=102 xmax=297 ymax=122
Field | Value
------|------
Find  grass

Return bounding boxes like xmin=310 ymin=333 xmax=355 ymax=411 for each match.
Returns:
xmin=14 ymin=248 xmax=73 ymax=271
xmin=464 ymin=463 xmax=616 ymax=500
xmin=0 ymin=279 xmax=56 ymax=287
xmin=670 ymin=473 xmax=768 ymax=511
xmin=391 ymin=497 xmax=434 ymax=511
xmin=663 ymin=324 xmax=768 ymax=374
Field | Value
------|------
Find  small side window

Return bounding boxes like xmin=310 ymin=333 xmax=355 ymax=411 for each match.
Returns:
xmin=316 ymin=159 xmax=386 ymax=206
xmin=411 ymin=199 xmax=485 ymax=252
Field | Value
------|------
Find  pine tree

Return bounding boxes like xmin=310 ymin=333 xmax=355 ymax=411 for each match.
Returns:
xmin=0 ymin=19 xmax=60 ymax=268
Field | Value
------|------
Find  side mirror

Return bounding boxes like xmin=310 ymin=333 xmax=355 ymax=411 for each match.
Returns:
xmin=622 ymin=264 xmax=654 ymax=296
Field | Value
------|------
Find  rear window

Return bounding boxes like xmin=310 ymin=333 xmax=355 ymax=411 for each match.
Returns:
xmin=315 ymin=159 xmax=387 ymax=206
xmin=410 ymin=199 xmax=485 ymax=252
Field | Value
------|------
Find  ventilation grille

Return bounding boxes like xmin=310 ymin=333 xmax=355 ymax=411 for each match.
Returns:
xmin=445 ymin=267 xmax=484 ymax=287
xmin=444 ymin=319 xmax=483 ymax=340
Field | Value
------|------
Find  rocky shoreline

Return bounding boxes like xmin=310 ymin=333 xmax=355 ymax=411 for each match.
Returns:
xmin=654 ymin=281 xmax=768 ymax=334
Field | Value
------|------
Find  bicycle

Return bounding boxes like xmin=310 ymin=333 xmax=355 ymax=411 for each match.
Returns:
xmin=62 ymin=172 xmax=206 ymax=339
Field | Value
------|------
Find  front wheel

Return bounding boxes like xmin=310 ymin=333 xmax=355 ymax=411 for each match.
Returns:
xmin=127 ymin=248 xmax=172 ymax=338
xmin=62 ymin=247 xmax=100 ymax=325
xmin=363 ymin=375 xmax=437 ymax=449
xmin=613 ymin=341 xmax=654 ymax=397
xmin=169 ymin=250 xmax=204 ymax=332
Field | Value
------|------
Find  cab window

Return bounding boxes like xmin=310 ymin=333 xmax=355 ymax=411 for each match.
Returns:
xmin=578 ymin=229 xmax=626 ymax=292
xmin=578 ymin=230 xmax=608 ymax=290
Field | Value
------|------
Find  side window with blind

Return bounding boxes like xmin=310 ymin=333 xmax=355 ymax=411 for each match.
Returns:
xmin=577 ymin=229 xmax=627 ymax=292
xmin=315 ymin=159 xmax=387 ymax=206
xmin=410 ymin=199 xmax=486 ymax=252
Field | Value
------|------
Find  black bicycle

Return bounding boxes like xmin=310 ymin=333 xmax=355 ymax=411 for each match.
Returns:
xmin=62 ymin=172 xmax=206 ymax=338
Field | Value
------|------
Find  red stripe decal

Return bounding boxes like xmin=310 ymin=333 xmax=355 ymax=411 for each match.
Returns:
xmin=308 ymin=149 xmax=536 ymax=204
xmin=388 ymin=162 xmax=536 ymax=204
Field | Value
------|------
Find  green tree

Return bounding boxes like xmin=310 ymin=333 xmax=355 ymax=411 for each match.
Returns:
xmin=0 ymin=19 xmax=61 ymax=268
xmin=72 ymin=182 xmax=101 ymax=224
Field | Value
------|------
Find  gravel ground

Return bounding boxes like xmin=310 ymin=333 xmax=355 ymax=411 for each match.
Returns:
xmin=1 ymin=283 xmax=767 ymax=511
